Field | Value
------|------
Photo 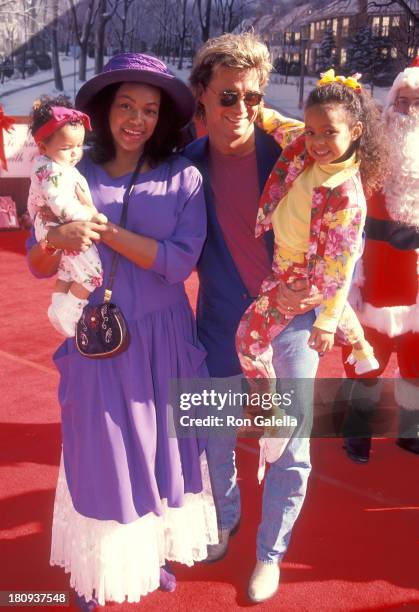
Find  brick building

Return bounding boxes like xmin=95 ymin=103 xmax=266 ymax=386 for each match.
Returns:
xmin=250 ymin=0 xmax=419 ymax=79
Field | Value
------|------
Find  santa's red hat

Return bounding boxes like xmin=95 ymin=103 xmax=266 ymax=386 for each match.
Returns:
xmin=384 ymin=56 xmax=419 ymax=114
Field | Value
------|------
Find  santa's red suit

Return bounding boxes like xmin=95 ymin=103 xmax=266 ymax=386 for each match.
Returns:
xmin=343 ymin=190 xmax=419 ymax=390
xmin=342 ymin=59 xmax=419 ymax=455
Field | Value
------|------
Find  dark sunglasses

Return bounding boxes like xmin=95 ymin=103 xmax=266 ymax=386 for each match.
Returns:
xmin=208 ymin=85 xmax=263 ymax=107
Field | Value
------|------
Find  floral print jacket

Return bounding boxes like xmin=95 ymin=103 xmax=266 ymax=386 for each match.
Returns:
xmin=256 ymin=133 xmax=366 ymax=333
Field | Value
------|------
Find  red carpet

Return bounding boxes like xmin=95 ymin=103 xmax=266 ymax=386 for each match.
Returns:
xmin=1 ymin=231 xmax=418 ymax=611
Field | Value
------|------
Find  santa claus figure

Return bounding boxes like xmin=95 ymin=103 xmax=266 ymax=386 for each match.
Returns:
xmin=342 ymin=58 xmax=419 ymax=462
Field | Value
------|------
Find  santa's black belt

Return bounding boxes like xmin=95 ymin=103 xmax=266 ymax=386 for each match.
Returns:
xmin=365 ymin=216 xmax=419 ymax=250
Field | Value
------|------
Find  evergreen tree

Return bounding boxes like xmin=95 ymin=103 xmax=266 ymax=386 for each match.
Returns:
xmin=318 ymin=26 xmax=336 ymax=71
xmin=346 ymin=26 xmax=373 ymax=76
xmin=346 ymin=25 xmax=392 ymax=83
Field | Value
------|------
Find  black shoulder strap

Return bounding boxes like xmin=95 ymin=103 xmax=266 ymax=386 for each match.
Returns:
xmin=104 ymin=153 xmax=146 ymax=302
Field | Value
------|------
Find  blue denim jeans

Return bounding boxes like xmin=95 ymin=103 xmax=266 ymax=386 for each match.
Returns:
xmin=205 ymin=310 xmax=319 ymax=563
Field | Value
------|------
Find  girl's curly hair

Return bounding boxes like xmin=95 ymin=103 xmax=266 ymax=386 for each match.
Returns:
xmin=30 ymin=95 xmax=76 ymax=141
xmin=305 ymin=82 xmax=388 ymax=196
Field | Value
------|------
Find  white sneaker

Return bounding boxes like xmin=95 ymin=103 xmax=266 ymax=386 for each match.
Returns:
xmin=248 ymin=560 xmax=280 ymax=603
xmin=205 ymin=520 xmax=240 ymax=562
xmin=346 ymin=353 xmax=380 ymax=375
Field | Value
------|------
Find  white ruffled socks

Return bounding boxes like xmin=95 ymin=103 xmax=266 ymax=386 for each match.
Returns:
xmin=48 ymin=292 xmax=88 ymax=337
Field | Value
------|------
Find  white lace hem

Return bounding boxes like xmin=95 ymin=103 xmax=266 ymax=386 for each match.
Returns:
xmin=50 ymin=452 xmax=218 ymax=605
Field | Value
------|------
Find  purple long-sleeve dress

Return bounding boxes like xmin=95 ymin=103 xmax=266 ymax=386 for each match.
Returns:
xmin=46 ymin=154 xmax=217 ymax=604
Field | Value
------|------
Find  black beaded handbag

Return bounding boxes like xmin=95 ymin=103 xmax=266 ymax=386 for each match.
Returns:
xmin=75 ymin=155 xmax=145 ymax=359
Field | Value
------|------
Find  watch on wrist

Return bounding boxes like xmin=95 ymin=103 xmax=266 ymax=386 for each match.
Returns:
xmin=39 ymin=237 xmax=61 ymax=256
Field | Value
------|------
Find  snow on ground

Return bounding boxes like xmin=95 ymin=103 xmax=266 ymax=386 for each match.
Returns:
xmin=0 ymin=55 xmax=99 ymax=115
xmin=1 ymin=53 xmax=391 ymax=121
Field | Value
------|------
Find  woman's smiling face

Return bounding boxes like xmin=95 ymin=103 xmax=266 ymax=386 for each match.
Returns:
xmin=109 ymin=82 xmax=161 ymax=156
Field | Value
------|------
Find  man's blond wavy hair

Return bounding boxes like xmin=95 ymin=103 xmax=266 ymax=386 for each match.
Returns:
xmin=190 ymin=33 xmax=272 ymax=119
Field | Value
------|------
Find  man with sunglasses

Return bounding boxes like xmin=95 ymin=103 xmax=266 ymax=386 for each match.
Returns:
xmin=185 ymin=33 xmax=321 ymax=603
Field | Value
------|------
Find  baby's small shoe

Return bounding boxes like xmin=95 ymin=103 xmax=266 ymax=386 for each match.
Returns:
xmin=48 ymin=292 xmax=88 ymax=337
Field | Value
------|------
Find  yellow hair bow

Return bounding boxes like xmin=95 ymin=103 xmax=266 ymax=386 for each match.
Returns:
xmin=317 ymin=69 xmax=362 ymax=92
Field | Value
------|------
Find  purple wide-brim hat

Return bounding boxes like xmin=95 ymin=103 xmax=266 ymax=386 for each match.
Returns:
xmin=75 ymin=53 xmax=195 ymax=128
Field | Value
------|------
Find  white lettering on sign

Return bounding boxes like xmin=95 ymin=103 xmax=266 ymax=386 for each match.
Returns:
xmin=0 ymin=123 xmax=37 ymax=177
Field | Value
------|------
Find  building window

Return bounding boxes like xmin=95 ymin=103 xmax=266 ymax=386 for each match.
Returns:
xmin=295 ymin=31 xmax=300 ymax=42
xmin=321 ymin=20 xmax=325 ymax=30
xmin=310 ymin=23 xmax=315 ymax=39
xmin=332 ymin=18 xmax=338 ymax=35
xmin=381 ymin=47 xmax=388 ymax=57
xmin=293 ymin=52 xmax=299 ymax=62
xmin=382 ymin=16 xmax=390 ymax=37
xmin=391 ymin=47 xmax=397 ymax=58
xmin=285 ymin=31 xmax=292 ymax=43
xmin=316 ymin=22 xmax=320 ymax=31
xmin=408 ymin=47 xmax=416 ymax=58
xmin=392 ymin=16 xmax=400 ymax=27
xmin=340 ymin=48 xmax=347 ymax=65
xmin=341 ymin=17 xmax=349 ymax=37
xmin=372 ymin=16 xmax=380 ymax=35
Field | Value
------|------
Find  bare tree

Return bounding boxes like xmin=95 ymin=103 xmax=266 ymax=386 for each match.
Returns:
xmin=148 ymin=0 xmax=177 ymax=59
xmin=94 ymin=0 xmax=119 ymax=73
xmin=174 ymin=0 xmax=195 ymax=68
xmin=214 ymin=0 xmax=249 ymax=33
xmin=195 ymin=0 xmax=212 ymax=42
xmin=110 ymin=0 xmax=135 ymax=52
xmin=125 ymin=0 xmax=150 ymax=52
xmin=69 ymin=0 xmax=97 ymax=81
xmin=51 ymin=0 xmax=64 ymax=89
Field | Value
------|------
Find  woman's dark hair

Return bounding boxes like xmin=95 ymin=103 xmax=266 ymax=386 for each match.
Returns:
xmin=30 ymin=94 xmax=75 ymax=141
xmin=305 ymin=82 xmax=388 ymax=196
xmin=86 ymin=83 xmax=184 ymax=165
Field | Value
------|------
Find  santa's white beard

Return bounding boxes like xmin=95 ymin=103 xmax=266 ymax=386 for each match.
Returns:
xmin=384 ymin=112 xmax=419 ymax=228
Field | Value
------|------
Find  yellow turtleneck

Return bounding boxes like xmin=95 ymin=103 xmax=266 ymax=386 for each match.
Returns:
xmin=272 ymin=153 xmax=358 ymax=263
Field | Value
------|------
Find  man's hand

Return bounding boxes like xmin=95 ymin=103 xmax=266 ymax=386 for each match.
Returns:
xmin=47 ymin=220 xmax=109 ymax=253
xmin=308 ymin=326 xmax=334 ymax=355
xmin=276 ymin=281 xmax=323 ymax=319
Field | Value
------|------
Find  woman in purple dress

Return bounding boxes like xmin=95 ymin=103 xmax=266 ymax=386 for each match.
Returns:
xmin=27 ymin=53 xmax=217 ymax=609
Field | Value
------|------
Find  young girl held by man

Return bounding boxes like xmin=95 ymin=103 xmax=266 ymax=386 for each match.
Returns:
xmin=236 ymin=70 xmax=388 ymax=478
